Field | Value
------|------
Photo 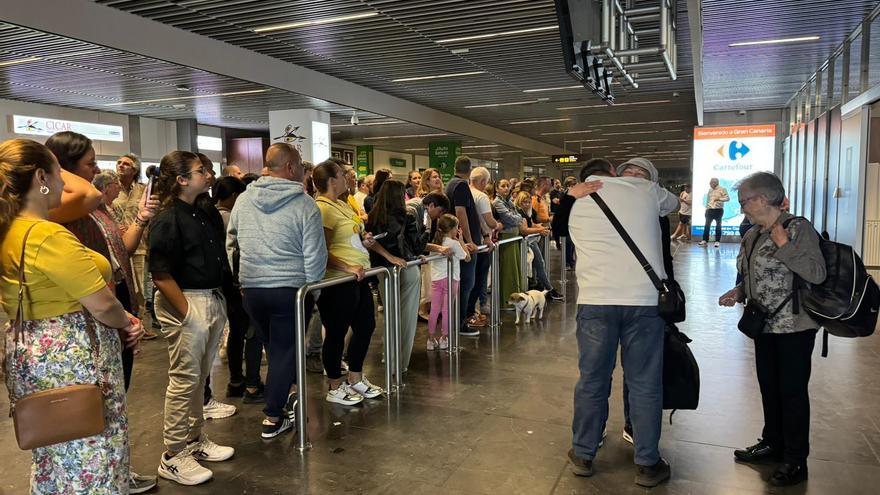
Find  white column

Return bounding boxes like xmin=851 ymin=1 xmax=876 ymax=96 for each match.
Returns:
xmin=268 ymin=109 xmax=331 ymax=164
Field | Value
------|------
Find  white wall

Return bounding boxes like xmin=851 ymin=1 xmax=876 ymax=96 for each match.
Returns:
xmin=139 ymin=117 xmax=177 ymax=162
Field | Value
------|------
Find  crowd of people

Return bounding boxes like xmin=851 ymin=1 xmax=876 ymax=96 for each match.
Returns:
xmin=0 ymin=133 xmax=824 ymax=492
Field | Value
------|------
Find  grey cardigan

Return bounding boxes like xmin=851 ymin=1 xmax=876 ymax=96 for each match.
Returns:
xmin=736 ymin=212 xmax=826 ymax=334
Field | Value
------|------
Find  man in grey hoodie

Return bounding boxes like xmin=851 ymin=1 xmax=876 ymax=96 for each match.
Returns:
xmin=227 ymin=143 xmax=328 ymax=439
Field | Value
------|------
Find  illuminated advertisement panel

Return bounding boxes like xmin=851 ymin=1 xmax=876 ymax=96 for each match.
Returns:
xmin=691 ymin=124 xmax=776 ymax=237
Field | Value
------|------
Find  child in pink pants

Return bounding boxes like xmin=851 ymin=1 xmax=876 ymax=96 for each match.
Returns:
xmin=427 ymin=214 xmax=470 ymax=350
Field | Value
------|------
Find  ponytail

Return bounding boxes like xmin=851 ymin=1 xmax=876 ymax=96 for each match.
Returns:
xmin=0 ymin=139 xmax=58 ymax=242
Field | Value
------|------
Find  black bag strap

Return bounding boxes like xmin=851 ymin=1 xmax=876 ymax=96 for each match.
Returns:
xmin=590 ymin=192 xmax=664 ymax=291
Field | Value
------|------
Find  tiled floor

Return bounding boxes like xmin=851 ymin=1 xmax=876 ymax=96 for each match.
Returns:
xmin=2 ymin=242 xmax=880 ymax=494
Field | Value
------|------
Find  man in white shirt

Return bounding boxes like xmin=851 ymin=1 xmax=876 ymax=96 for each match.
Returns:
xmin=699 ymin=178 xmax=729 ymax=248
xmin=354 ymin=176 xmax=370 ymax=209
xmin=565 ymin=158 xmax=677 ymax=488
xmin=467 ymin=166 xmax=499 ymax=323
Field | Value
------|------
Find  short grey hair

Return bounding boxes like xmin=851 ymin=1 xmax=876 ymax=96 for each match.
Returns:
xmin=120 ymin=153 xmax=142 ymax=179
xmin=93 ymin=170 xmax=120 ymax=192
xmin=470 ymin=166 xmax=490 ymax=184
xmin=734 ymin=172 xmax=785 ymax=207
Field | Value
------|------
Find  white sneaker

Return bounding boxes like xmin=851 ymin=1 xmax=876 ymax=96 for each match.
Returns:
xmin=438 ymin=336 xmax=449 ymax=350
xmin=698 ymin=241 xmax=707 ymax=247
xmin=714 ymin=241 xmax=720 ymax=248
xmin=203 ymin=398 xmax=236 ymax=420
xmin=129 ymin=471 xmax=158 ymax=494
xmin=622 ymin=424 xmax=634 ymax=445
xmin=188 ymin=435 xmax=235 ymax=462
xmin=326 ymin=382 xmax=364 ymax=405
xmin=426 ymin=338 xmax=437 ymax=351
xmin=158 ymin=451 xmax=212 ymax=486
xmin=349 ymin=376 xmax=384 ymax=399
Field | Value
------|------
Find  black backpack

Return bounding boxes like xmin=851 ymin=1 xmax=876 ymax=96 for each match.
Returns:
xmin=663 ymin=324 xmax=700 ymax=420
xmin=784 ymin=217 xmax=880 ymax=356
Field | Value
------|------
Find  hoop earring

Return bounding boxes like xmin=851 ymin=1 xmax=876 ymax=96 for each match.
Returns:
xmin=39 ymin=185 xmax=49 ymax=195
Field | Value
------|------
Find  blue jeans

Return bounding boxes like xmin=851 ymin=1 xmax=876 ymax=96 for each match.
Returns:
xmin=467 ymin=249 xmax=492 ymax=312
xmin=530 ymin=242 xmax=553 ymax=291
xmin=572 ymin=305 xmax=665 ymax=465
xmin=458 ymin=255 xmax=477 ymax=326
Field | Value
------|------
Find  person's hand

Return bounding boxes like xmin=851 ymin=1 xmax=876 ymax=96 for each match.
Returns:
xmin=456 ymin=228 xmax=464 ymax=240
xmin=465 ymin=242 xmax=478 ymax=253
xmin=137 ymin=193 xmax=160 ymax=222
xmin=552 ymin=198 xmax=560 ymax=205
xmin=389 ymin=256 xmax=407 ymax=268
xmin=120 ymin=314 xmax=144 ymax=349
xmin=347 ymin=264 xmax=366 ymax=281
xmin=718 ymin=287 xmax=743 ymax=307
xmin=567 ymin=180 xmax=603 ymax=199
xmin=770 ymin=222 xmax=789 ymax=247
xmin=361 ymin=232 xmax=376 ymax=249
xmin=540 ymin=227 xmax=551 ymax=237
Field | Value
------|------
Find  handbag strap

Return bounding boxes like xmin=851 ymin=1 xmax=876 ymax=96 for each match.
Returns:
xmin=590 ymin=192 xmax=664 ymax=291
xmin=8 ymin=221 xmax=102 ymax=405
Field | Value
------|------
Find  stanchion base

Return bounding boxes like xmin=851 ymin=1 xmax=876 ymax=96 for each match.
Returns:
xmin=296 ymin=442 xmax=313 ymax=453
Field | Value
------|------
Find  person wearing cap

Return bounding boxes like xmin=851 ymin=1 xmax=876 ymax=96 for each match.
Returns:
xmin=561 ymin=157 xmax=679 ymax=487
xmin=700 ymin=178 xmax=729 ymax=248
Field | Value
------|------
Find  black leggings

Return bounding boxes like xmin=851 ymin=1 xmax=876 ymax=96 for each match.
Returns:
xmin=115 ymin=281 xmax=134 ymax=392
xmin=317 ymin=279 xmax=376 ymax=380
xmin=703 ymin=208 xmax=724 ymax=242
xmin=225 ymin=289 xmax=263 ymax=388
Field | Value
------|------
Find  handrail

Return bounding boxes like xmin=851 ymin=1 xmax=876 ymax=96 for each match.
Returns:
xmin=294 ymin=266 xmax=392 ymax=451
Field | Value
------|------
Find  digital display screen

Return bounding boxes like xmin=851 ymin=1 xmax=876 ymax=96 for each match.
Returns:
xmin=691 ymin=125 xmax=776 ymax=236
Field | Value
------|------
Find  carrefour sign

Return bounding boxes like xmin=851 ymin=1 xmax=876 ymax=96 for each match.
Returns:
xmin=692 ymin=124 xmax=776 ymax=236
xmin=12 ymin=115 xmax=124 ymax=142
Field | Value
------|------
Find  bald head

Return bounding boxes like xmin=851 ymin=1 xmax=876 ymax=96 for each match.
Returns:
xmin=265 ymin=143 xmax=303 ymax=182
xmin=222 ymin=164 xmax=244 ymax=179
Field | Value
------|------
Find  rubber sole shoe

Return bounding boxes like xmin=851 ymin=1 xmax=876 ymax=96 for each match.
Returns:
xmin=568 ymin=449 xmax=594 ymax=477
xmin=349 ymin=377 xmax=384 ymax=399
xmin=459 ymin=326 xmax=480 ymax=337
xmin=261 ymin=418 xmax=294 ymax=439
xmin=285 ymin=393 xmax=297 ymax=421
xmin=622 ymin=424 xmax=634 ymax=445
xmin=129 ymin=471 xmax=158 ymax=494
xmin=635 ymin=458 xmax=671 ymax=487
xmin=326 ymin=384 xmax=364 ymax=405
xmin=158 ymin=452 xmax=212 ymax=486
xmin=188 ymin=436 xmax=235 ymax=462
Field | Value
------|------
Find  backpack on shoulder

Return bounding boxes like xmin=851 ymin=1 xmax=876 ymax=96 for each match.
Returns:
xmin=784 ymin=217 xmax=880 ymax=356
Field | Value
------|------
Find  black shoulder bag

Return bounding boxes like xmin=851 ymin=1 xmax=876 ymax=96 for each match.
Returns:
xmin=590 ymin=193 xmax=686 ymax=323
xmin=737 ymin=230 xmax=795 ymax=339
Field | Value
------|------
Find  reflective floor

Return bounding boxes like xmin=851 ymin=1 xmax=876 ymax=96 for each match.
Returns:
xmin=2 ymin=242 xmax=880 ymax=494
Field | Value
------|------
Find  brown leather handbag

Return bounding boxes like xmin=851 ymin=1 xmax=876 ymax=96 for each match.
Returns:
xmin=6 ymin=222 xmax=106 ymax=450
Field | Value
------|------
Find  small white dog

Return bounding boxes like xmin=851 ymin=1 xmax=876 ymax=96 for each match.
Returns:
xmin=508 ymin=290 xmax=549 ymax=324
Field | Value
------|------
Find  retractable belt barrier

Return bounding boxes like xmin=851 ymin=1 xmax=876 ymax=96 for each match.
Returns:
xmin=294 ymin=266 xmax=392 ymax=451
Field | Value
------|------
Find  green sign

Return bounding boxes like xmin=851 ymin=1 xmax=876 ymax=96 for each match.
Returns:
xmin=355 ymin=145 xmax=373 ymax=177
xmin=429 ymin=141 xmax=462 ymax=182
xmin=389 ymin=157 xmax=407 ymax=168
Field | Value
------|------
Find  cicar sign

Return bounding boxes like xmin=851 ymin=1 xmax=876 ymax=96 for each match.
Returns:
xmin=11 ymin=115 xmax=124 ymax=142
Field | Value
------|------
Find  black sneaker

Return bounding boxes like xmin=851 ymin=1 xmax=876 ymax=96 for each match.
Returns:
xmin=226 ymin=382 xmax=245 ymax=398
xmin=261 ymin=417 xmax=293 ymax=439
xmin=734 ymin=438 xmax=781 ymax=464
xmin=242 ymin=384 xmax=265 ymax=404
xmin=459 ymin=325 xmax=480 ymax=337
xmin=306 ymin=353 xmax=323 ymax=374
xmin=285 ymin=392 xmax=298 ymax=421
xmin=548 ymin=289 xmax=565 ymax=302
xmin=567 ymin=448 xmax=594 ymax=477
xmin=770 ymin=462 xmax=808 ymax=487
xmin=622 ymin=424 xmax=634 ymax=445
xmin=635 ymin=458 xmax=671 ymax=487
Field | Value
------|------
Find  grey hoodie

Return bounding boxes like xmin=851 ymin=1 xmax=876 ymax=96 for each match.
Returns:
xmin=227 ymin=176 xmax=327 ymax=289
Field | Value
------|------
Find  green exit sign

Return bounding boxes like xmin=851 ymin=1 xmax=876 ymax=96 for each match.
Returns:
xmin=389 ymin=157 xmax=407 ymax=167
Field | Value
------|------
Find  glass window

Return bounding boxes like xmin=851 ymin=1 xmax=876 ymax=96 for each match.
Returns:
xmin=815 ymin=68 xmax=825 ymax=116
xmin=832 ymin=54 xmax=844 ymax=107
xmin=848 ymin=34 xmax=863 ymax=101
xmin=870 ymin=14 xmax=880 ymax=88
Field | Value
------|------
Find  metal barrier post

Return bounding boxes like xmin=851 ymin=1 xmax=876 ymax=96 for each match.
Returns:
xmin=560 ymin=236 xmax=568 ymax=301
xmin=390 ymin=267 xmax=401 ymax=391
xmin=294 ymin=267 xmax=393 ymax=452
xmin=447 ymin=255 xmax=457 ymax=354
xmin=520 ymin=236 xmax=529 ymax=291
xmin=543 ymin=233 xmax=551 ymax=266
xmin=381 ymin=269 xmax=394 ymax=395
xmin=490 ymin=246 xmax=501 ymax=332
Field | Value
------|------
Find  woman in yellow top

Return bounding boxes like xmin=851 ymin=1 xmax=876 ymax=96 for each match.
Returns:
xmin=313 ymin=159 xmax=405 ymax=406
xmin=0 ymin=139 xmax=142 ymax=494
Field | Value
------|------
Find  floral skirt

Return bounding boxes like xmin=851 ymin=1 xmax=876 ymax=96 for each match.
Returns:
xmin=4 ymin=311 xmax=129 ymax=495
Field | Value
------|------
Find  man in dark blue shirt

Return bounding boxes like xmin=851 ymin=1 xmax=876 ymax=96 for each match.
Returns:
xmin=444 ymin=156 xmax=481 ymax=336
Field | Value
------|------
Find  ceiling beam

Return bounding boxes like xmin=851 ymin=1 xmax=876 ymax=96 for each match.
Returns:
xmin=687 ymin=0 xmax=705 ymax=126
xmin=0 ymin=0 xmax=565 ymax=155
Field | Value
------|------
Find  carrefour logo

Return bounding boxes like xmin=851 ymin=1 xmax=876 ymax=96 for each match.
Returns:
xmin=716 ymin=141 xmax=750 ymax=161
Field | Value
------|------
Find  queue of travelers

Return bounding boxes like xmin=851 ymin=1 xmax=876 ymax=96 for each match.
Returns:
xmin=0 ymin=131 xmax=823 ymax=492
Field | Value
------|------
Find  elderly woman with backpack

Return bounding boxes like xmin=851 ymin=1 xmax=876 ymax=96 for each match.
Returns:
xmin=718 ymin=172 xmax=826 ymax=488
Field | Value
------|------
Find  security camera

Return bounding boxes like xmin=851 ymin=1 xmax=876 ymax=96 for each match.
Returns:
xmin=738 ymin=110 xmax=747 ymax=116
xmin=350 ymin=111 xmax=359 ymax=126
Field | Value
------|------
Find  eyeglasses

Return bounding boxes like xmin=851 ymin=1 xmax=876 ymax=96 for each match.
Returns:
xmin=738 ymin=195 xmax=760 ymax=208
xmin=188 ymin=166 xmax=208 ymax=176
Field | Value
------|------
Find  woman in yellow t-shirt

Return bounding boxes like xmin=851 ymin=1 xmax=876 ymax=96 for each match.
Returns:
xmin=0 ymin=139 xmax=143 ymax=494
xmin=313 ymin=160 xmax=405 ymax=406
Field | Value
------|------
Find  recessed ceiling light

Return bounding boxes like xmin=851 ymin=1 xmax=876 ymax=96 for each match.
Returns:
xmin=254 ymin=12 xmax=379 ymax=33
xmin=568 ymin=139 xmax=608 ymax=143
xmin=523 ymin=85 xmax=582 ymax=93
xmin=106 ymin=89 xmax=269 ymax=106
xmin=729 ymin=35 xmax=820 ymax=47
xmin=603 ymin=130 xmax=656 ymax=136
xmin=463 ymin=144 xmax=500 ymax=149
xmin=450 ymin=48 xmax=470 ymax=54
xmin=508 ymin=118 xmax=570 ymax=125
xmin=591 ymin=120 xmax=684 ymax=128
xmin=524 ymin=156 xmax=549 ymax=159
xmin=364 ymin=133 xmax=448 ymax=140
xmin=334 ymin=120 xmax=402 ymax=127
xmin=404 ymin=148 xmax=428 ymax=151
xmin=540 ymin=130 xmax=594 ymax=136
xmin=464 ymin=98 xmax=549 ymax=109
xmin=619 ymin=139 xmax=690 ymax=144
xmin=437 ymin=26 xmax=558 ymax=44
xmin=556 ymin=100 xmax=671 ymax=110
xmin=0 ymin=56 xmax=41 ymax=67
xmin=392 ymin=71 xmax=486 ymax=82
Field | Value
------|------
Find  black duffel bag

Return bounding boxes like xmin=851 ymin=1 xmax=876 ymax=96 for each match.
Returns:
xmin=663 ymin=324 xmax=700 ymax=420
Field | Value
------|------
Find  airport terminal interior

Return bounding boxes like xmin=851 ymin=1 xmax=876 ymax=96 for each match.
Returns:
xmin=2 ymin=0 xmax=880 ymax=494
